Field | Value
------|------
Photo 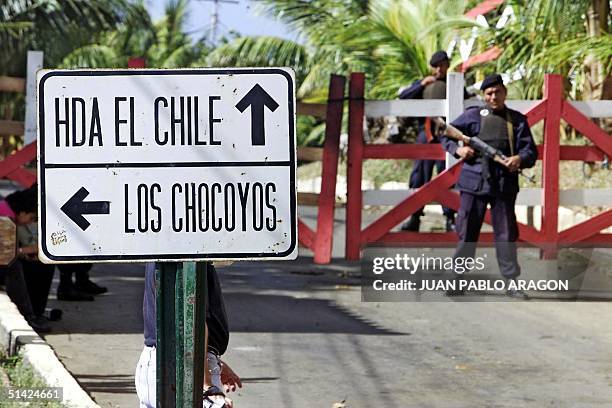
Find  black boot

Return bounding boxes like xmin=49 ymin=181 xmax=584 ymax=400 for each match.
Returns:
xmin=75 ymin=279 xmax=108 ymax=295
xmin=44 ymin=308 xmax=63 ymax=321
xmin=506 ymin=278 xmax=529 ymax=300
xmin=401 ymin=214 xmax=421 ymax=232
xmin=445 ymin=275 xmax=466 ymax=296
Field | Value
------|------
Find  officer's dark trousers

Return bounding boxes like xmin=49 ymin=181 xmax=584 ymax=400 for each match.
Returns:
xmin=57 ymin=263 xmax=93 ymax=291
xmin=409 ymin=130 xmax=454 ymax=218
xmin=454 ymin=192 xmax=520 ymax=279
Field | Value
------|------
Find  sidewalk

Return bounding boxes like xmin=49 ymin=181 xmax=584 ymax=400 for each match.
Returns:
xmin=44 ymin=263 xmax=144 ymax=407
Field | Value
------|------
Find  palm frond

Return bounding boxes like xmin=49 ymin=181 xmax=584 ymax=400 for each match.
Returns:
xmin=206 ymin=36 xmax=311 ymax=83
xmin=60 ymin=44 xmax=121 ymax=68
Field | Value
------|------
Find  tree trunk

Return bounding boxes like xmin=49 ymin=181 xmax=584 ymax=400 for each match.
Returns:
xmin=602 ymin=75 xmax=612 ymax=134
xmin=586 ymin=0 xmax=609 ymax=99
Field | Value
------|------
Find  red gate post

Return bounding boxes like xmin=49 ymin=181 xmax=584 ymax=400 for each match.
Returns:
xmin=345 ymin=73 xmax=365 ymax=260
xmin=0 ymin=142 xmax=36 ymax=187
xmin=313 ymin=75 xmax=346 ymax=264
xmin=541 ymin=74 xmax=563 ymax=258
xmin=128 ymin=57 xmax=146 ymax=68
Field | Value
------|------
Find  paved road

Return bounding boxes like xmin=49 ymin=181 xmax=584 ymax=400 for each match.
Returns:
xmin=41 ymin=208 xmax=612 ymax=407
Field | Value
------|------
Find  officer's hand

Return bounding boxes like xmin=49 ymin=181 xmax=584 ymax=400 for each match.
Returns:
xmin=421 ymin=76 xmax=436 ymax=86
xmin=456 ymin=146 xmax=475 ymax=160
xmin=502 ymin=155 xmax=522 ymax=172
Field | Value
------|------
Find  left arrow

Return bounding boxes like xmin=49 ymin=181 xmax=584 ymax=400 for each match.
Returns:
xmin=61 ymin=187 xmax=110 ymax=231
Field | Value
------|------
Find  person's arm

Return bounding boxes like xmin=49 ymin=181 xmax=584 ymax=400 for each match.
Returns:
xmin=398 ymin=79 xmax=427 ymax=99
xmin=18 ymin=244 xmax=37 ymax=256
xmin=441 ymin=113 xmax=470 ymax=157
xmin=18 ymin=244 xmax=38 ymax=260
xmin=203 ymin=323 xmax=238 ymax=408
xmin=440 ymin=133 xmax=459 ymax=157
xmin=204 ymin=321 xmax=240 ymax=392
xmin=442 ymin=112 xmax=479 ymax=159
xmin=204 ymin=323 xmax=211 ymax=387
xmin=515 ymin=115 xmax=538 ymax=169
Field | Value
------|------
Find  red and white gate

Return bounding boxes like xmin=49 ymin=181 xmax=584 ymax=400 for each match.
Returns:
xmin=345 ymin=72 xmax=612 ymax=260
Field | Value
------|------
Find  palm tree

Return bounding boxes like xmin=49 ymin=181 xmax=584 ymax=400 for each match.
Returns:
xmin=60 ymin=0 xmax=210 ymax=69
xmin=360 ymin=0 xmax=475 ymax=97
xmin=482 ymin=0 xmax=611 ymax=99
xmin=0 ymin=0 xmax=145 ymax=75
xmin=208 ymin=0 xmax=474 ymax=100
xmin=0 ymin=0 xmax=145 ymax=156
xmin=58 ymin=0 xmax=168 ymax=69
xmin=205 ymin=0 xmax=475 ymax=146
xmin=205 ymin=36 xmax=312 ymax=93
xmin=144 ymin=0 xmax=208 ymax=68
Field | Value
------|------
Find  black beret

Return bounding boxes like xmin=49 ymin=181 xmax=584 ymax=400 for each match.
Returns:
xmin=429 ymin=50 xmax=449 ymax=67
xmin=480 ymin=74 xmax=504 ymax=90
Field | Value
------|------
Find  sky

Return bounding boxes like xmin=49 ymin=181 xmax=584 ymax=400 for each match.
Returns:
xmin=145 ymin=0 xmax=297 ymax=42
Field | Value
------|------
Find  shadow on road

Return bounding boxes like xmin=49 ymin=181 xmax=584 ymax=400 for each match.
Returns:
xmin=74 ymin=373 xmax=136 ymax=394
xmin=46 ymin=257 xmax=405 ymax=337
xmin=226 ymin=292 xmax=402 ymax=335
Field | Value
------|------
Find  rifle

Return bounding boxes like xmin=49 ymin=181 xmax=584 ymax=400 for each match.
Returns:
xmin=432 ymin=117 xmax=535 ymax=183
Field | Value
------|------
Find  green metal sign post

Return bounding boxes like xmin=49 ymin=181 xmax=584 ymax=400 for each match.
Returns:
xmin=156 ymin=262 xmax=208 ymax=407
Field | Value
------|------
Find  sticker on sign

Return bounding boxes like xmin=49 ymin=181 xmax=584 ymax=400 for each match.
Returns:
xmin=37 ymin=68 xmax=297 ymax=262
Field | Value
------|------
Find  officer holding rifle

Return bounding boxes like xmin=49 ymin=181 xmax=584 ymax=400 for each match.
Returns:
xmin=440 ymin=74 xmax=538 ymax=298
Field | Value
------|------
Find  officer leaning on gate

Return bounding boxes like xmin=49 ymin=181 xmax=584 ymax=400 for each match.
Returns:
xmin=441 ymin=74 xmax=538 ymax=299
xmin=398 ymin=50 xmax=470 ymax=233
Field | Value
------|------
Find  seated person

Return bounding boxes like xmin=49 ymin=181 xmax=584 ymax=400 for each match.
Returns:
xmin=0 ymin=186 xmax=50 ymax=332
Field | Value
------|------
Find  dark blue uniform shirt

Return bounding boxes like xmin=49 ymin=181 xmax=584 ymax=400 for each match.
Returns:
xmin=399 ymin=79 xmax=472 ymax=100
xmin=442 ymin=105 xmax=538 ymax=197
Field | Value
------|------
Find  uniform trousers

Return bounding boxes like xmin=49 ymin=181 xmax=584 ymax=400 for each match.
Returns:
xmin=454 ymin=192 xmax=520 ymax=279
xmin=409 ymin=130 xmax=455 ymax=218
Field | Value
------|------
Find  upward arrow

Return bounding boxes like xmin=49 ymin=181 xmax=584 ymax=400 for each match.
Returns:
xmin=235 ymin=84 xmax=279 ymax=146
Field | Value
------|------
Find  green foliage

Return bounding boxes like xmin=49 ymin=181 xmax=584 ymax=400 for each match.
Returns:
xmin=0 ymin=352 xmax=65 ymax=407
xmin=0 ymin=0 xmax=146 ymax=75
xmin=363 ymin=159 xmax=413 ymax=188
xmin=364 ymin=0 xmax=473 ymax=98
xmin=206 ymin=36 xmax=311 ymax=85
xmin=0 ymin=0 xmax=147 ymax=156
xmin=296 ymin=116 xmax=327 ymax=146
xmin=483 ymin=0 xmax=611 ymax=99
xmin=212 ymin=0 xmax=473 ymax=101
xmin=60 ymin=0 xmax=210 ymax=69
xmin=206 ymin=0 xmax=473 ymax=145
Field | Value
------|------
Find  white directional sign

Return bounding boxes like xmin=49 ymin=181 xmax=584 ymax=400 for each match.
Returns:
xmin=37 ymin=68 xmax=297 ymax=262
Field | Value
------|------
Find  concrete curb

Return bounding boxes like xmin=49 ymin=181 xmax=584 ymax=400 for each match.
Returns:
xmin=0 ymin=292 xmax=100 ymax=408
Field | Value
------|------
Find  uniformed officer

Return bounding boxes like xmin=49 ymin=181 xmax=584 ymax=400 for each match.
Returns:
xmin=441 ymin=74 xmax=538 ymax=298
xmin=398 ymin=50 xmax=463 ymax=232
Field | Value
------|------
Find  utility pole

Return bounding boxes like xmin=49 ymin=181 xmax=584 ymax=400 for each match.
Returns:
xmin=197 ymin=0 xmax=239 ymax=44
